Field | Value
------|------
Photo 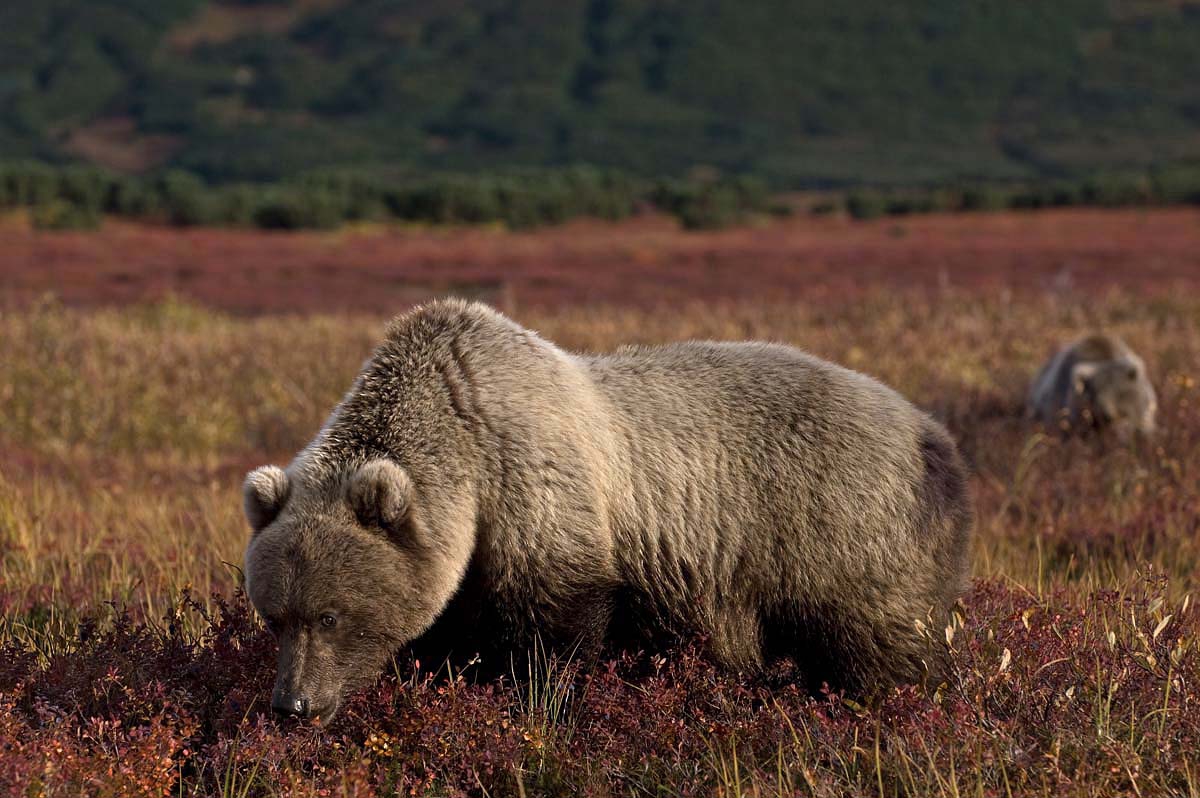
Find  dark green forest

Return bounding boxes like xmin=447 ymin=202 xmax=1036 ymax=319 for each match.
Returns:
xmin=4 ymin=0 xmax=1200 ymax=186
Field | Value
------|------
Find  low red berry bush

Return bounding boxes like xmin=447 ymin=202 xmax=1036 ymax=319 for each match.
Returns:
xmin=0 ymin=576 xmax=1195 ymax=797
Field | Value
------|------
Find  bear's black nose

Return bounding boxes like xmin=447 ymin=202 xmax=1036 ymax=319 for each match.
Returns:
xmin=272 ymin=693 xmax=310 ymax=718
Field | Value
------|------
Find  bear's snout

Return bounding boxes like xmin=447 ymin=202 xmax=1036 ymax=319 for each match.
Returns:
xmin=271 ymin=687 xmax=310 ymax=719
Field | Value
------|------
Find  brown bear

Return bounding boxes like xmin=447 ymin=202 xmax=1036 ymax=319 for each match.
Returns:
xmin=242 ymin=300 xmax=973 ymax=723
xmin=1028 ymin=332 xmax=1157 ymax=438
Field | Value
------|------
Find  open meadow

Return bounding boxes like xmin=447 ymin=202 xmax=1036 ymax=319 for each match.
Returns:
xmin=1 ymin=209 xmax=1199 ymax=796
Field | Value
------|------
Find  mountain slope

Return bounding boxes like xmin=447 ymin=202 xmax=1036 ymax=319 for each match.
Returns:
xmin=3 ymin=0 xmax=1199 ymax=185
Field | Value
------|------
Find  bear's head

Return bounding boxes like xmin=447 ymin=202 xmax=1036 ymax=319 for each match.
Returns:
xmin=241 ymin=458 xmax=466 ymax=724
xmin=1072 ymin=358 xmax=1157 ymax=438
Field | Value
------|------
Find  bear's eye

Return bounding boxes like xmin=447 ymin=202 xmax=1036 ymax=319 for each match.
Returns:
xmin=320 ymin=613 xmax=337 ymax=629
xmin=264 ymin=617 xmax=282 ymax=636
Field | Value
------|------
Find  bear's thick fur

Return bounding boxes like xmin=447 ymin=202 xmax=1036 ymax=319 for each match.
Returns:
xmin=1029 ymin=332 xmax=1157 ymax=438
xmin=243 ymin=301 xmax=973 ymax=722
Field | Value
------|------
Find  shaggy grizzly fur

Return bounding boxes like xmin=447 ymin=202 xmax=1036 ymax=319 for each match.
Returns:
xmin=243 ymin=300 xmax=973 ymax=722
xmin=1029 ymin=332 xmax=1157 ymax=438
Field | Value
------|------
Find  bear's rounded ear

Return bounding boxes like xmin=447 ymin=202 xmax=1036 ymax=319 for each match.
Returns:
xmin=243 ymin=465 xmax=291 ymax=534
xmin=345 ymin=459 xmax=415 ymax=539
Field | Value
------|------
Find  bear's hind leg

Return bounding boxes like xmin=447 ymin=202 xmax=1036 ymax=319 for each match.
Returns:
xmin=766 ymin=600 xmax=938 ymax=697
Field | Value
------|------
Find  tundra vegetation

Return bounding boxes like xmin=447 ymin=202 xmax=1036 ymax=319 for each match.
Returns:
xmin=1 ymin=266 xmax=1198 ymax=795
xmin=6 ymin=0 xmax=1200 ymax=233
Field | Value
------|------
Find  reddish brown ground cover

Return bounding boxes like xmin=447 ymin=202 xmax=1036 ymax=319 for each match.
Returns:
xmin=3 ymin=208 xmax=1198 ymax=314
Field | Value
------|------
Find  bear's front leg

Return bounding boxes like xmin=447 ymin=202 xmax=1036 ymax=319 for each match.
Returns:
xmin=707 ymin=603 xmax=765 ymax=674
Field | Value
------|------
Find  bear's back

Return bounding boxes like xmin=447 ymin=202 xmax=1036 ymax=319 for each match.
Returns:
xmin=584 ymin=340 xmax=922 ymax=455
xmin=578 ymin=340 xmax=935 ymax=608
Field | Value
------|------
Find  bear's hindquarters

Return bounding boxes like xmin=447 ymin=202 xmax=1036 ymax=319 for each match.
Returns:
xmin=767 ymin=421 xmax=972 ymax=696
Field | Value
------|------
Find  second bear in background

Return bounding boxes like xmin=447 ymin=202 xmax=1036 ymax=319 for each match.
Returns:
xmin=1029 ymin=332 xmax=1157 ymax=438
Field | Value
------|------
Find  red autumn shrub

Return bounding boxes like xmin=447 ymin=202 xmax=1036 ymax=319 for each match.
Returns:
xmin=0 ymin=578 xmax=1194 ymax=797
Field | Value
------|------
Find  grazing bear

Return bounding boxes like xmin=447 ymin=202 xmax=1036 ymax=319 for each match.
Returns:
xmin=1029 ymin=332 xmax=1157 ymax=438
xmin=242 ymin=301 xmax=973 ymax=723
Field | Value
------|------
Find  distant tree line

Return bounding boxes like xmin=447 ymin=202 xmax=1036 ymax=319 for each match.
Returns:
xmin=3 ymin=161 xmax=1200 ymax=233
xmin=838 ymin=165 xmax=1200 ymax=219
xmin=0 ymin=162 xmax=777 ymax=231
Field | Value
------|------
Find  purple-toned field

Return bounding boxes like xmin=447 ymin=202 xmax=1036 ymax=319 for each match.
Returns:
xmin=3 ymin=207 xmax=1200 ymax=313
xmin=0 ymin=209 xmax=1197 ymax=796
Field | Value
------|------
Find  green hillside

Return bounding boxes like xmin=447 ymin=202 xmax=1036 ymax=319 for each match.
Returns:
xmin=3 ymin=0 xmax=1200 ymax=186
